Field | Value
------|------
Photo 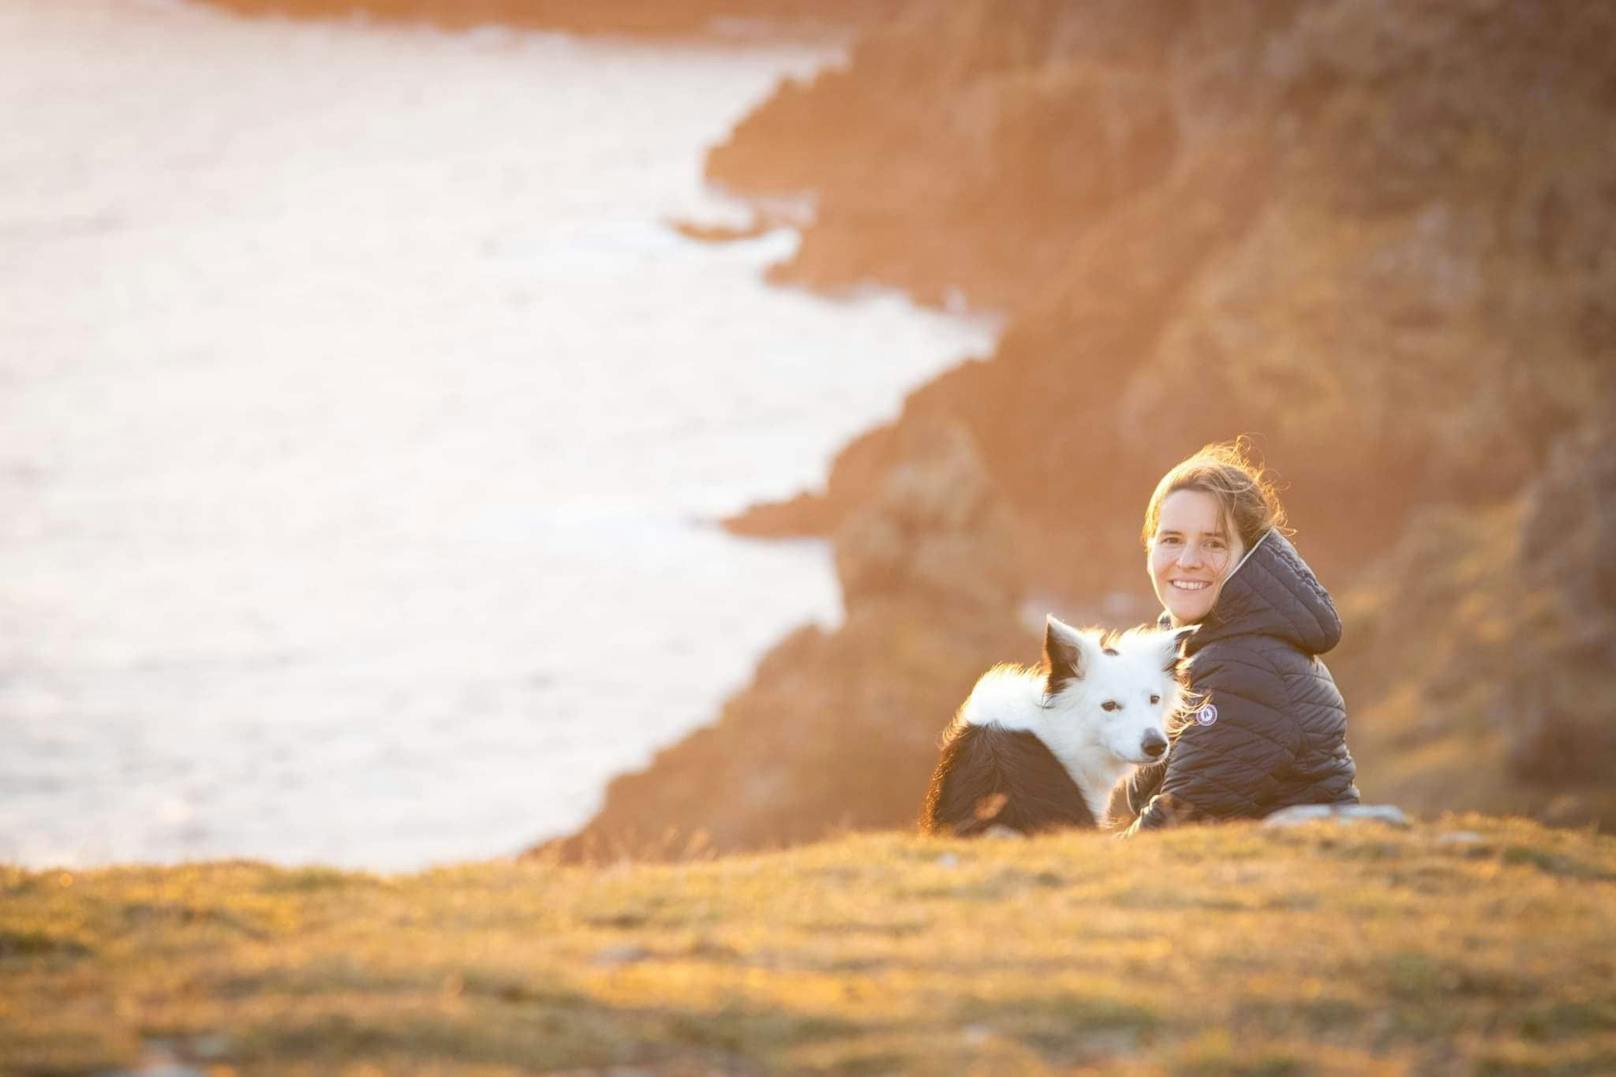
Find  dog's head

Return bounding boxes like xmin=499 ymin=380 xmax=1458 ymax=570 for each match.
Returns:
xmin=1042 ymin=616 xmax=1192 ymax=765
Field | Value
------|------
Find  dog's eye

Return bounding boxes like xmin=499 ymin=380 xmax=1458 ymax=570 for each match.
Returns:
xmin=1101 ymin=700 xmax=1119 ymax=712
xmin=1150 ymin=694 xmax=1161 ymax=705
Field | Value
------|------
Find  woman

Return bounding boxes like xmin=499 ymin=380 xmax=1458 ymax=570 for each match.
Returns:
xmin=1112 ymin=439 xmax=1359 ymax=831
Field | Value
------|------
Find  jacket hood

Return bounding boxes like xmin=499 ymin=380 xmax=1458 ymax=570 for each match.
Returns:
xmin=1181 ymin=530 xmax=1343 ymax=656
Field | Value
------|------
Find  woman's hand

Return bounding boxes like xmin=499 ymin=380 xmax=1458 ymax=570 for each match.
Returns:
xmin=1106 ymin=758 xmax=1167 ymax=830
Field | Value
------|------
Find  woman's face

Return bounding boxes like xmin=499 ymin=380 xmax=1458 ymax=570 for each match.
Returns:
xmin=1148 ymin=489 xmax=1245 ymax=626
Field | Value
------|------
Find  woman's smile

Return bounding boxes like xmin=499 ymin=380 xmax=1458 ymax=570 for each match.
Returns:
xmin=1148 ymin=489 xmax=1245 ymax=625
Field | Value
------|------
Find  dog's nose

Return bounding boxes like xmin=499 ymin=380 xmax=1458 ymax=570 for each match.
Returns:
xmin=1142 ymin=730 xmax=1168 ymax=758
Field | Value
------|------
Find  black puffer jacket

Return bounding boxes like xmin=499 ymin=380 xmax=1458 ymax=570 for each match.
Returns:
xmin=1121 ymin=529 xmax=1359 ymax=829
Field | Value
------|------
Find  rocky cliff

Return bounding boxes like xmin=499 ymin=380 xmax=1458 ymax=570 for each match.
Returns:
xmin=544 ymin=421 xmax=1031 ymax=860
xmin=551 ymin=0 xmax=1616 ymax=856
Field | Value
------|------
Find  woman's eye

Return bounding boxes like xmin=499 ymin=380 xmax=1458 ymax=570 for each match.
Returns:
xmin=1101 ymin=701 xmax=1119 ymax=712
xmin=1150 ymin=694 xmax=1161 ymax=705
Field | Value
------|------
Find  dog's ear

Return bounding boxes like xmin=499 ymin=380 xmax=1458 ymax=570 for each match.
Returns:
xmin=1043 ymin=615 xmax=1088 ymax=695
xmin=1159 ymin=624 xmax=1197 ymax=671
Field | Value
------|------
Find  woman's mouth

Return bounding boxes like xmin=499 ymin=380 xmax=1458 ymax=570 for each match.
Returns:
xmin=1170 ymin=580 xmax=1211 ymax=591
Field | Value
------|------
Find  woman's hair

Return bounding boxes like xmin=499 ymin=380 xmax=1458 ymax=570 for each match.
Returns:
xmin=1141 ymin=436 xmax=1289 ymax=551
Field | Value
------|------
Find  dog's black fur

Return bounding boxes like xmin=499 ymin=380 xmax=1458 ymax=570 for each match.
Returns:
xmin=921 ymin=722 xmax=1098 ymax=836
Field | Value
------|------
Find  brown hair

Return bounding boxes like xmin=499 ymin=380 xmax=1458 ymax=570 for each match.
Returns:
xmin=1141 ymin=436 xmax=1289 ymax=551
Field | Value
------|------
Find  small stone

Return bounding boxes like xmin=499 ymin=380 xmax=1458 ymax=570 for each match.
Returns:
xmin=935 ymin=852 xmax=960 ymax=868
xmin=1341 ymin=805 xmax=1411 ymax=827
xmin=592 ymin=945 xmax=653 ymax=967
xmin=1436 ymin=830 xmax=1485 ymax=845
xmin=1262 ymin=804 xmax=1334 ymax=827
xmin=1263 ymin=804 xmax=1410 ymax=828
xmin=129 ymin=1041 xmax=205 ymax=1077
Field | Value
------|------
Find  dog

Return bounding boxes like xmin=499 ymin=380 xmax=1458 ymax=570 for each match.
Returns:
xmin=921 ymin=616 xmax=1191 ymax=836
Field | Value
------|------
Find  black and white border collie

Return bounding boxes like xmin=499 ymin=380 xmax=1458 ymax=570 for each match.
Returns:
xmin=922 ymin=616 xmax=1190 ymax=836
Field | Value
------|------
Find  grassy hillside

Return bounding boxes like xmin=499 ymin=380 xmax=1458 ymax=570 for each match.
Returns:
xmin=6 ymin=817 xmax=1615 ymax=1074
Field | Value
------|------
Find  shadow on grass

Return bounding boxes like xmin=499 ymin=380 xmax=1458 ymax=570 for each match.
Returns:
xmin=227 ymin=989 xmax=873 ymax=1072
xmin=0 ymin=927 xmax=92 ymax=961
xmin=947 ymin=990 xmax=1162 ymax=1067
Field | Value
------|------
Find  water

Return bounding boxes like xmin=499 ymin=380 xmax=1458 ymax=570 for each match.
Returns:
xmin=0 ymin=1 xmax=998 ymax=869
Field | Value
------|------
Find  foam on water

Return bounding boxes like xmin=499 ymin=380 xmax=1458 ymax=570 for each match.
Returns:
xmin=0 ymin=1 xmax=998 ymax=870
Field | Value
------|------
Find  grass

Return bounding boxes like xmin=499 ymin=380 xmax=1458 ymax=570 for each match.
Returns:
xmin=3 ymin=816 xmax=1614 ymax=1075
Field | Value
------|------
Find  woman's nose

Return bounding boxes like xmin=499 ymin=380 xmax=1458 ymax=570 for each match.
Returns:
xmin=1176 ymin=543 xmax=1203 ymax=567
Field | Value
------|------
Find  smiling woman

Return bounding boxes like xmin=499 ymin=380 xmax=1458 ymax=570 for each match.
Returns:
xmin=1141 ymin=439 xmax=1289 ymax=626
xmin=1148 ymin=490 xmax=1243 ymax=625
xmin=1111 ymin=439 xmax=1359 ymax=831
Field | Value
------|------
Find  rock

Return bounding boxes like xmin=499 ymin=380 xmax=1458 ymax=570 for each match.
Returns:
xmin=666 ymin=215 xmax=772 ymax=244
xmin=833 ymin=419 xmax=1021 ymax=612
xmin=981 ymin=825 xmax=1026 ymax=840
xmin=1262 ymin=805 xmax=1334 ymax=827
xmin=1263 ymin=804 xmax=1410 ymax=828
xmin=720 ymin=489 xmax=836 ymax=538
xmin=125 ymin=1042 xmax=204 ymax=1077
xmin=592 ymin=945 xmax=653 ymax=968
xmin=1521 ymin=419 xmax=1616 ymax=616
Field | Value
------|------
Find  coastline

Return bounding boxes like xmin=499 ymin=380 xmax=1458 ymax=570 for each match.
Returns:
xmin=0 ymin=0 xmax=1000 ymax=870
xmin=81 ymin=0 xmax=1616 ymax=856
xmin=548 ymin=0 xmax=1616 ymax=856
xmin=5 ymin=5 xmax=1613 ymax=1069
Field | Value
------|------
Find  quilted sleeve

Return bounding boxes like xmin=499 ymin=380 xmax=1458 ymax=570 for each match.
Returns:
xmin=1106 ymin=758 xmax=1165 ymax=829
xmin=1132 ymin=646 xmax=1303 ymax=829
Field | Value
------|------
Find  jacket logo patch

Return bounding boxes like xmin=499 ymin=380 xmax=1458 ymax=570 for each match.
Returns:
xmin=1195 ymin=704 xmax=1218 ymax=727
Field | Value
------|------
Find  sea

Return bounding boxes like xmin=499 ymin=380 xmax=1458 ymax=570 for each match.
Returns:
xmin=0 ymin=0 xmax=998 ymax=869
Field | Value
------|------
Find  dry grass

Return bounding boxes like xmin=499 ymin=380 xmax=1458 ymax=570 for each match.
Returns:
xmin=3 ymin=816 xmax=1614 ymax=1075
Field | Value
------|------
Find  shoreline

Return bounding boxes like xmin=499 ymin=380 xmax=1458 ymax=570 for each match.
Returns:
xmin=1 ymin=0 xmax=1004 ymax=871
xmin=542 ymin=0 xmax=1616 ymax=857
xmin=59 ymin=0 xmax=1616 ymax=859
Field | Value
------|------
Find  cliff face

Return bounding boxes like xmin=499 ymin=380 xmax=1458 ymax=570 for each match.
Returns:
xmin=544 ymin=422 xmax=1031 ymax=860
xmin=1336 ymin=424 xmax=1616 ymax=826
xmin=719 ymin=0 xmax=1616 ymax=586
xmin=552 ymin=0 xmax=1616 ymax=855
